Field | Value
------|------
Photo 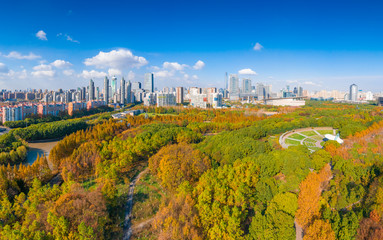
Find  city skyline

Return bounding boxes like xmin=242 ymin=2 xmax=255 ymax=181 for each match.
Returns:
xmin=1 ymin=0 xmax=383 ymax=91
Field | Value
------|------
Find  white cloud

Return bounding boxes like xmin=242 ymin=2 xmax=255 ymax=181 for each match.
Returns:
xmin=149 ymin=66 xmax=160 ymax=71
xmin=33 ymin=64 xmax=52 ymax=71
xmin=31 ymin=70 xmax=55 ymax=78
xmin=238 ymin=68 xmax=257 ymax=75
xmin=51 ymin=60 xmax=72 ymax=68
xmin=0 ymin=63 xmax=9 ymax=73
xmin=79 ymin=70 xmax=107 ymax=79
xmin=63 ymin=69 xmax=74 ymax=76
xmin=84 ymin=49 xmax=148 ymax=70
xmin=57 ymin=33 xmax=80 ymax=43
xmin=4 ymin=51 xmax=41 ymax=60
xmin=66 ymin=35 xmax=79 ymax=43
xmin=192 ymin=75 xmax=199 ymax=80
xmin=108 ymin=68 xmax=122 ymax=76
xmin=127 ymin=71 xmax=135 ymax=80
xmin=193 ymin=60 xmax=205 ymax=70
xmin=154 ymin=70 xmax=174 ymax=78
xmin=163 ymin=62 xmax=188 ymax=71
xmin=253 ymin=42 xmax=263 ymax=51
xmin=303 ymin=81 xmax=321 ymax=87
xmin=36 ymin=30 xmax=47 ymax=40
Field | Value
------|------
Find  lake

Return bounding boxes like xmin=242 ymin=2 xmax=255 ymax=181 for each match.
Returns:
xmin=26 ymin=140 xmax=60 ymax=166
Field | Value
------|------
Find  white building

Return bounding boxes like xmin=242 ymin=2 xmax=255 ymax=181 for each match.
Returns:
xmin=157 ymin=93 xmax=176 ymax=107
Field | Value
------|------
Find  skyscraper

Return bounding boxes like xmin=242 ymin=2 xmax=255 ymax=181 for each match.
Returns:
xmin=104 ymin=76 xmax=109 ymax=104
xmin=126 ymin=81 xmax=132 ymax=103
xmin=228 ymin=74 xmax=239 ymax=95
xmin=111 ymin=76 xmax=117 ymax=97
xmin=82 ymin=87 xmax=86 ymax=101
xmin=242 ymin=79 xmax=251 ymax=94
xmin=144 ymin=73 xmax=154 ymax=92
xmin=89 ymin=79 xmax=95 ymax=101
xmin=350 ymin=84 xmax=358 ymax=102
xmin=176 ymin=87 xmax=184 ymax=104
xmin=120 ymin=77 xmax=126 ymax=104
xmin=96 ymin=87 xmax=100 ymax=100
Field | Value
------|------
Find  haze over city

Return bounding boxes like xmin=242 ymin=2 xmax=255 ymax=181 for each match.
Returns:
xmin=1 ymin=0 xmax=383 ymax=91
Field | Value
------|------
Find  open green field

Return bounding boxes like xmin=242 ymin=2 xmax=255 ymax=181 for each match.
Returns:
xmin=285 ymin=138 xmax=301 ymax=145
xmin=310 ymin=135 xmax=325 ymax=141
xmin=300 ymin=130 xmax=317 ymax=136
xmin=132 ymin=172 xmax=166 ymax=225
xmin=317 ymin=130 xmax=334 ymax=135
xmin=289 ymin=133 xmax=306 ymax=140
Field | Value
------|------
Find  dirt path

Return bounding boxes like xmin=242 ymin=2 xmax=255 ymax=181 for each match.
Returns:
xmin=295 ymin=220 xmax=303 ymax=240
xmin=123 ymin=168 xmax=149 ymax=240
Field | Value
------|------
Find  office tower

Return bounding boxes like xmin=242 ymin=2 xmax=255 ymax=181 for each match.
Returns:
xmin=350 ymin=84 xmax=358 ymax=102
xmin=228 ymin=74 xmax=239 ymax=95
xmin=163 ymin=87 xmax=170 ymax=93
xmin=144 ymin=73 xmax=154 ymax=92
xmin=96 ymin=87 xmax=100 ymax=100
xmin=53 ymin=91 xmax=57 ymax=102
xmin=111 ymin=76 xmax=117 ymax=97
xmin=225 ymin=72 xmax=228 ymax=90
xmin=257 ymin=83 xmax=271 ymax=100
xmin=89 ymin=79 xmax=95 ymax=100
xmin=104 ymin=76 xmax=109 ymax=104
xmin=120 ymin=77 xmax=126 ymax=104
xmin=132 ymin=82 xmax=141 ymax=91
xmin=176 ymin=87 xmax=184 ymax=104
xmin=126 ymin=81 xmax=132 ymax=103
xmin=242 ymin=79 xmax=251 ymax=93
xmin=157 ymin=93 xmax=176 ymax=107
xmin=298 ymin=87 xmax=303 ymax=97
xmin=81 ymin=87 xmax=86 ymax=101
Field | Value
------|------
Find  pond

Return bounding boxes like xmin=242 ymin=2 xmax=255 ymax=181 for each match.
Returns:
xmin=26 ymin=140 xmax=60 ymax=165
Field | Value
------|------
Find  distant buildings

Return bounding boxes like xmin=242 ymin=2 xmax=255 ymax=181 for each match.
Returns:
xmin=349 ymin=84 xmax=358 ymax=102
xmin=176 ymin=87 xmax=184 ymax=104
xmin=104 ymin=77 xmax=109 ymax=104
xmin=144 ymin=73 xmax=154 ymax=93
xmin=157 ymin=93 xmax=176 ymax=107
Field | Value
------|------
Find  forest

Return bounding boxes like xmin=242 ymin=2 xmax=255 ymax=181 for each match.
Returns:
xmin=0 ymin=101 xmax=383 ymax=239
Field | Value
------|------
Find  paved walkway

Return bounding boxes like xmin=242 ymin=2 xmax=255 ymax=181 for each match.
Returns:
xmin=123 ymin=168 xmax=149 ymax=240
xmin=279 ymin=127 xmax=336 ymax=151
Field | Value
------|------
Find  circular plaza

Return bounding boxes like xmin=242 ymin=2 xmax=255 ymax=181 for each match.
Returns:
xmin=279 ymin=127 xmax=337 ymax=152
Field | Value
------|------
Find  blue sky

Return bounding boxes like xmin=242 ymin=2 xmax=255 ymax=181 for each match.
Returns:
xmin=1 ymin=0 xmax=383 ymax=92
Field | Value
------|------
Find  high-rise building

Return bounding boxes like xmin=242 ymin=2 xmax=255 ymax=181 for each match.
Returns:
xmin=111 ymin=76 xmax=117 ymax=97
xmin=120 ymin=77 xmax=126 ymax=104
xmin=81 ymin=87 xmax=86 ymax=101
xmin=257 ymin=83 xmax=271 ymax=100
xmin=89 ymin=79 xmax=95 ymax=101
xmin=350 ymin=84 xmax=358 ymax=102
xmin=228 ymin=74 xmax=239 ymax=96
xmin=176 ymin=87 xmax=184 ymax=104
xmin=132 ymin=82 xmax=141 ymax=91
xmin=157 ymin=93 xmax=176 ymax=107
xmin=104 ymin=76 xmax=109 ymax=104
xmin=242 ymin=79 xmax=251 ymax=93
xmin=144 ymin=73 xmax=154 ymax=92
xmin=126 ymin=81 xmax=132 ymax=103
xmin=225 ymin=72 xmax=228 ymax=90
xmin=96 ymin=87 xmax=100 ymax=100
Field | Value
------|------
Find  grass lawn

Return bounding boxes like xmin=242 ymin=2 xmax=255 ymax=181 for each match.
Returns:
xmin=317 ymin=130 xmax=334 ymax=135
xmin=285 ymin=138 xmax=301 ymax=145
xmin=289 ymin=133 xmax=306 ymax=140
xmin=310 ymin=135 xmax=324 ymax=141
xmin=300 ymin=131 xmax=317 ymax=136
xmin=132 ymin=172 xmax=166 ymax=225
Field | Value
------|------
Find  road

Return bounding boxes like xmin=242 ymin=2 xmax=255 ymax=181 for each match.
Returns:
xmin=122 ymin=168 xmax=148 ymax=240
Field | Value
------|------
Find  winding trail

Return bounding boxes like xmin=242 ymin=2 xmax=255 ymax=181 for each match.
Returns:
xmin=123 ymin=168 xmax=149 ymax=240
